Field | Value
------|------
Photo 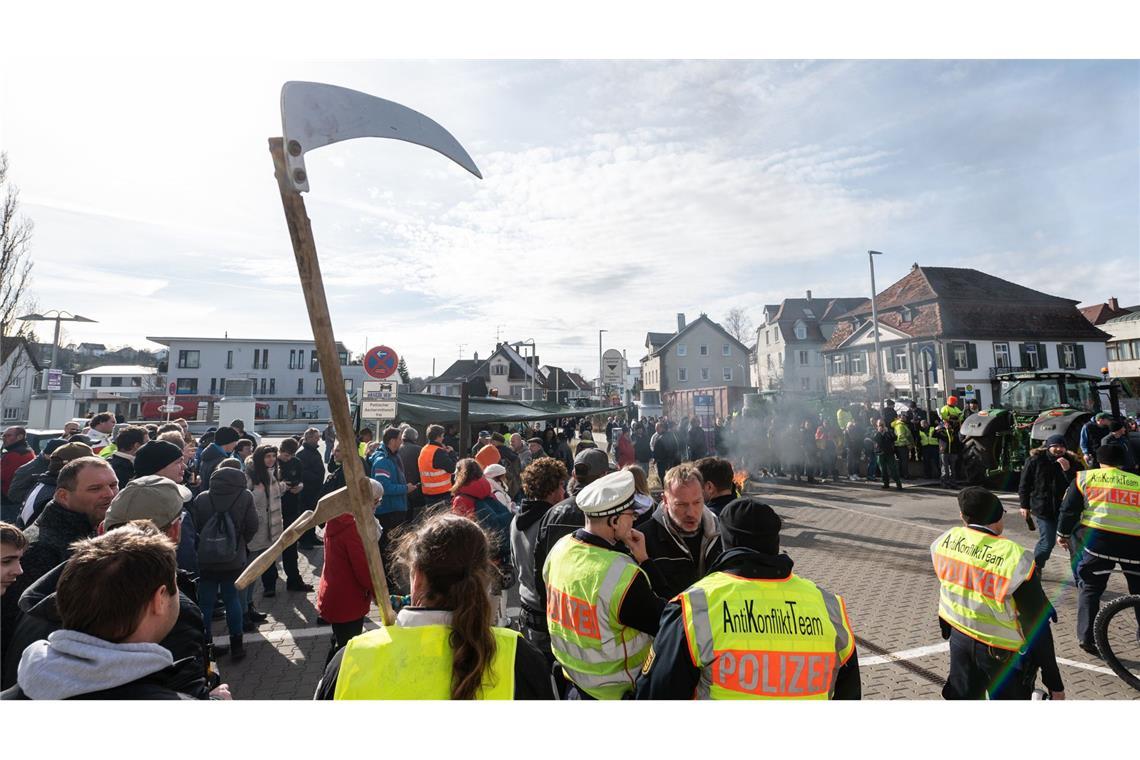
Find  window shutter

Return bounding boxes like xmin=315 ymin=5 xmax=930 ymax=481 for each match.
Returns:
xmin=1075 ymin=345 xmax=1086 ymax=369
xmin=966 ymin=343 xmax=977 ymax=370
xmin=1037 ymin=343 xmax=1047 ymax=369
xmin=1056 ymin=343 xmax=1065 ymax=368
xmin=1018 ymin=343 xmax=1029 ymax=368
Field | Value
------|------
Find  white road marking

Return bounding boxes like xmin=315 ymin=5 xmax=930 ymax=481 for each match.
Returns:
xmin=212 ymin=620 xmax=380 ymax=648
xmin=860 ymin=641 xmax=1123 ymax=679
xmin=766 ymin=492 xmax=945 ymax=535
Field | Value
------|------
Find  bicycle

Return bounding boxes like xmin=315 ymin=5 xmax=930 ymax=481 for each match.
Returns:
xmin=1093 ymin=593 xmax=1140 ymax=692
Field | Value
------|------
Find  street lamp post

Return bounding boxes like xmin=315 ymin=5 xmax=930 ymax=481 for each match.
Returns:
xmin=598 ymin=329 xmax=608 ymax=400
xmin=17 ymin=310 xmax=98 ymax=428
xmin=868 ymin=250 xmax=884 ymax=407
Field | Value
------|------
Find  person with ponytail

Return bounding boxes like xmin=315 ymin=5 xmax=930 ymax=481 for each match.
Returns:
xmin=314 ymin=513 xmax=553 ymax=700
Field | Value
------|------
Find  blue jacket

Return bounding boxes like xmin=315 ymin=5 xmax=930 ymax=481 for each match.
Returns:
xmin=370 ymin=446 xmax=409 ymax=516
xmin=1079 ymin=419 xmax=1101 ymax=460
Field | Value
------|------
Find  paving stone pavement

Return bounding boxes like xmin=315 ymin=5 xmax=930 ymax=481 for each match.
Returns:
xmin=210 ymin=475 xmax=1138 ymax=700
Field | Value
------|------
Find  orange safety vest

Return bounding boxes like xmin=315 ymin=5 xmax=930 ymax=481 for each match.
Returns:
xmin=418 ymin=443 xmax=452 ymax=496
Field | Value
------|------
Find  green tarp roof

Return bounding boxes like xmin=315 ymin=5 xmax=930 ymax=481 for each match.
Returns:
xmin=366 ymin=393 xmax=631 ymax=426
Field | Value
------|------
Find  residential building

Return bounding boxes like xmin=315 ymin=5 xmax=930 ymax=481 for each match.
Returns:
xmin=1103 ymin=309 xmax=1140 ymax=408
xmin=146 ymin=336 xmax=365 ymax=421
xmin=1 ymin=337 xmax=42 ymax=424
xmin=540 ymin=365 xmax=592 ymax=404
xmin=76 ymin=342 xmax=107 ymax=357
xmin=821 ymin=265 xmax=1110 ymax=409
xmin=752 ymin=292 xmax=865 ymax=396
xmin=1079 ymin=296 xmax=1131 ymax=326
xmin=425 ymin=343 xmax=549 ymax=401
xmin=639 ymin=313 xmax=752 ymax=419
xmin=74 ymin=365 xmax=162 ymax=419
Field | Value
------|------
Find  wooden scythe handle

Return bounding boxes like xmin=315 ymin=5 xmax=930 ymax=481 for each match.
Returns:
xmin=268 ymin=137 xmax=395 ymax=625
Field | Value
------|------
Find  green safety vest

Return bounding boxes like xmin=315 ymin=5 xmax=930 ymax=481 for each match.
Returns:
xmin=1074 ymin=468 xmax=1140 ymax=538
xmin=940 ymin=405 xmax=963 ymax=422
xmin=918 ymin=427 xmax=939 ymax=447
xmin=332 ymin=624 xmax=519 ymax=700
xmin=678 ymin=572 xmax=855 ymax=700
xmin=99 ymin=443 xmax=117 ymax=459
xmin=930 ymin=526 xmax=1035 ymax=651
xmin=543 ymin=535 xmax=653 ymax=700
xmin=891 ymin=419 xmax=913 ymax=447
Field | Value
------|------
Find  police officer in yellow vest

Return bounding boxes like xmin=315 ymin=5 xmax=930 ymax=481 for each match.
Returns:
xmin=932 ymin=487 xmax=1064 ymax=699
xmin=636 ymin=497 xmax=859 ymax=699
xmin=543 ymin=469 xmax=664 ymax=700
xmin=315 ymin=512 xmax=554 ymax=700
xmin=1057 ymin=444 xmax=1140 ymax=655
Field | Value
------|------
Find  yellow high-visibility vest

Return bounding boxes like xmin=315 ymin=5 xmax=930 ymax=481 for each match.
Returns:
xmin=931 ymin=526 xmax=1035 ymax=651
xmin=1074 ymin=468 xmax=1140 ymax=538
xmin=543 ymin=535 xmax=652 ymax=700
xmin=678 ymin=571 xmax=855 ymax=699
xmin=333 ymin=624 xmax=519 ymax=700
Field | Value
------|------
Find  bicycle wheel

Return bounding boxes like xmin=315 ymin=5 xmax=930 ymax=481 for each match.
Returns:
xmin=1093 ymin=594 xmax=1140 ymax=692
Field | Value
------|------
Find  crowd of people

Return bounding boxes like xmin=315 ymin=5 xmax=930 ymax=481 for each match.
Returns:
xmin=0 ymin=399 xmax=1137 ymax=701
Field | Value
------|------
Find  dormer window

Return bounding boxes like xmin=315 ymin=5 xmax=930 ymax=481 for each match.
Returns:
xmin=793 ymin=321 xmax=807 ymax=340
xmin=803 ymin=308 xmax=815 ymax=319
xmin=900 ymin=307 xmax=913 ymax=323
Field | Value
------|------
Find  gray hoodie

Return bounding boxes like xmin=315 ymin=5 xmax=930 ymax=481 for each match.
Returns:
xmin=16 ymin=629 xmax=173 ymax=700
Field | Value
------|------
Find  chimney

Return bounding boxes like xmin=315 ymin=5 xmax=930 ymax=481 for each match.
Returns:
xmin=806 ymin=290 xmax=812 ymax=301
xmin=1109 ymin=297 xmax=1119 ymax=311
xmin=473 ymin=351 xmax=479 ymax=361
xmin=677 ymin=313 xmax=686 ymax=332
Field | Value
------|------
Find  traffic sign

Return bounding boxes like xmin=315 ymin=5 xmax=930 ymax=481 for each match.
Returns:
xmin=361 ymin=380 xmax=398 ymax=419
xmin=46 ymin=369 xmax=63 ymax=391
xmin=602 ymin=349 xmax=623 ymax=385
xmin=157 ymin=404 xmax=183 ymax=414
xmin=168 ymin=381 xmax=177 ymax=395
xmin=364 ymin=345 xmax=399 ymax=379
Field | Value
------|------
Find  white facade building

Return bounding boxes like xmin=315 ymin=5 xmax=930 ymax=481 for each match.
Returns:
xmin=75 ymin=365 xmax=162 ymax=419
xmin=1 ymin=338 xmax=41 ymax=424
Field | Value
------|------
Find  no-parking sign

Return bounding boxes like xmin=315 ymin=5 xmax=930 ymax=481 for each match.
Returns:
xmin=364 ymin=345 xmax=398 ymax=379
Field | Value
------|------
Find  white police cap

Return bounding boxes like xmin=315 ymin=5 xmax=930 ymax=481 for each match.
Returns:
xmin=577 ymin=470 xmax=637 ymax=517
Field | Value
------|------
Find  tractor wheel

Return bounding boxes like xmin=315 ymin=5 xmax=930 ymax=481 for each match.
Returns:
xmin=961 ymin=436 xmax=997 ymax=486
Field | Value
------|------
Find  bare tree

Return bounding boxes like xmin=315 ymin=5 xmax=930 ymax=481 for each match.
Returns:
xmin=722 ymin=307 xmax=753 ymax=344
xmin=1 ymin=152 xmax=38 ymax=387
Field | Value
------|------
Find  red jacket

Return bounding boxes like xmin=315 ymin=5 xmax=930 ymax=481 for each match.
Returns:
xmin=316 ymin=513 xmax=374 ymax=623
xmin=451 ymin=477 xmax=493 ymax=520
xmin=616 ymin=435 xmax=635 ymax=468
xmin=2 ymin=444 xmax=35 ymax=500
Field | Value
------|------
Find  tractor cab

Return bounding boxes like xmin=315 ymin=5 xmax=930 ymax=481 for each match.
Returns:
xmin=960 ymin=371 xmax=1107 ymax=487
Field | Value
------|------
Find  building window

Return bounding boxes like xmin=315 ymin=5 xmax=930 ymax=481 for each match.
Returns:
xmin=209 ymin=378 xmax=217 ymax=395
xmin=7 ymin=375 xmax=18 ymax=388
xmin=90 ymin=377 xmax=103 ymax=387
xmin=803 ymin=308 xmax=815 ymax=319
xmin=900 ymin=307 xmax=913 ymax=323
xmin=131 ymin=377 xmax=141 ymax=387
xmin=794 ymin=322 xmax=807 ymax=340
xmin=798 ymin=350 xmax=809 ymax=366
xmin=700 ymin=367 xmax=710 ymax=381
xmin=269 ymin=378 xmax=276 ymax=395
xmin=829 ymin=355 xmax=845 ymax=376
xmin=259 ymin=378 xmax=267 ymax=395
xmin=851 ymin=352 xmax=866 ymax=374
xmin=778 ymin=353 xmax=784 ymax=367
xmin=177 ymin=350 xmax=200 ymax=369
xmin=261 ymin=349 xmax=269 ymax=370
xmin=492 ymin=363 xmax=507 ymax=376
xmin=723 ymin=367 xmax=733 ymax=381
xmin=774 ymin=329 xmax=780 ymax=343
xmin=315 ymin=378 xmax=323 ymax=394
xmin=289 ymin=349 xmax=297 ymax=369
xmin=339 ymin=350 xmax=349 ymax=366
xmin=297 ymin=378 xmax=304 ymax=394
xmin=993 ymin=342 xmax=1011 ymax=369
xmin=722 ymin=344 xmax=731 ymax=356
xmin=226 ymin=350 xmax=233 ymax=369
xmin=1107 ymin=344 xmax=1119 ymax=361
xmin=176 ymin=378 xmax=198 ymax=394
xmin=1057 ymin=344 xmax=1076 ymax=369
xmin=891 ymin=346 xmax=909 ymax=372
xmin=699 ymin=345 xmax=708 ymax=356
xmin=677 ymin=344 xmax=687 ymax=357
xmin=1024 ymin=342 xmax=1040 ymax=369
xmin=952 ymin=343 xmax=968 ymax=369
xmin=344 ymin=379 xmax=353 ymax=392
xmin=109 ymin=377 xmax=123 ymax=387
xmin=678 ymin=368 xmax=688 ymax=382
xmin=3 ymin=408 xmax=19 ymax=421
xmin=765 ymin=332 xmax=770 ymax=346
xmin=801 ymin=377 xmax=810 ymax=390
xmin=253 ymin=349 xmax=261 ymax=369
xmin=219 ymin=378 xmax=226 ymax=395
xmin=766 ymin=355 xmax=773 ymax=370
xmin=310 ymin=351 xmax=319 ymax=372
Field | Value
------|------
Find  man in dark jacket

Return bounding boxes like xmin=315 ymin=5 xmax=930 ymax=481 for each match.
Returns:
xmin=109 ymin=425 xmax=148 ymax=489
xmin=636 ymin=497 xmax=860 ymax=700
xmin=695 ymin=457 xmax=737 ymax=516
xmin=6 ymin=438 xmax=67 ymax=509
xmin=1018 ymin=435 xmax=1081 ymax=571
xmin=510 ymin=457 xmax=568 ymax=662
xmin=873 ymin=420 xmax=902 ymax=490
xmin=198 ymin=426 xmax=240 ymax=491
xmin=640 ymin=463 xmax=722 ymax=599
xmin=2 ymin=522 xmax=229 ymax=700
xmin=1099 ymin=420 xmax=1139 ymax=473
xmin=16 ymin=441 xmax=96 ymax=529
xmin=1 ymin=456 xmax=117 ymax=667
xmin=397 ymin=427 xmax=425 ymax=522
xmin=650 ymin=422 xmax=678 ymax=482
xmin=297 ymin=427 xmax=327 ymax=548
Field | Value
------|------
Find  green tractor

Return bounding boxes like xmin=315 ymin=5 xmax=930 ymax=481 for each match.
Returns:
xmin=960 ymin=371 xmax=1120 ymax=489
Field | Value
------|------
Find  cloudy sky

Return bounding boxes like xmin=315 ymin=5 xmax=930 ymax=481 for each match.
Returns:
xmin=3 ymin=58 xmax=1137 ymax=380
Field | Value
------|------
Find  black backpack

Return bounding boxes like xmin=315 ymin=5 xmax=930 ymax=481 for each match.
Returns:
xmin=198 ymin=496 xmax=239 ymax=566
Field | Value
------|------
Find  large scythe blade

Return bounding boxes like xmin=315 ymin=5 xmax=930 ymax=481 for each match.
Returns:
xmin=281 ymin=81 xmax=482 ymax=192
